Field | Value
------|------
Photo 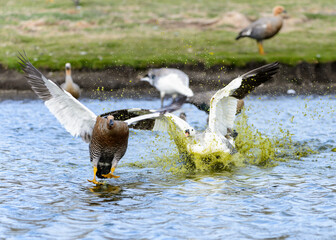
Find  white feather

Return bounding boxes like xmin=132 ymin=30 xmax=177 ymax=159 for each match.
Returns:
xmin=124 ymin=112 xmax=161 ymax=126
xmin=208 ymin=76 xmax=242 ymax=137
xmin=125 ymin=112 xmax=193 ymax=134
xmin=245 ymin=28 xmax=252 ymax=36
xmin=41 ymin=75 xmax=97 ymax=143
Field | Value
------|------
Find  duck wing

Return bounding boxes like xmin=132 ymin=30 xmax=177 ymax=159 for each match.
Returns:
xmin=18 ymin=52 xmax=97 ymax=143
xmin=208 ymin=62 xmax=279 ymax=137
xmin=124 ymin=112 xmax=194 ymax=136
xmin=99 ymin=96 xmax=187 ymax=130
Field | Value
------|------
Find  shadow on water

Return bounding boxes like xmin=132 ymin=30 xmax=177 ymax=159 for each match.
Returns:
xmin=86 ymin=183 xmax=122 ymax=200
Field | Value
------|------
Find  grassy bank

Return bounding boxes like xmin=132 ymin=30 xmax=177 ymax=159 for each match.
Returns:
xmin=0 ymin=0 xmax=335 ymax=70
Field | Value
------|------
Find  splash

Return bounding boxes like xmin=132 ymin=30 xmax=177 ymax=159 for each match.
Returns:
xmin=125 ymin=110 xmax=318 ymax=174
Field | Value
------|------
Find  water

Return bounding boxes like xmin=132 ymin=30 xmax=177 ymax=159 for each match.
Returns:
xmin=0 ymin=95 xmax=335 ymax=239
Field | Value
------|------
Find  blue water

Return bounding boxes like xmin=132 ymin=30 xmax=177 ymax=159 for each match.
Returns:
xmin=0 ymin=95 xmax=335 ymax=239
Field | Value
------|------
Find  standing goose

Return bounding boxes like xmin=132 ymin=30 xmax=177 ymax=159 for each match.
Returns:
xmin=122 ymin=62 xmax=279 ymax=155
xmin=61 ymin=63 xmax=81 ymax=99
xmin=236 ymin=6 xmax=286 ymax=55
xmin=18 ymin=53 xmax=129 ymax=185
xmin=141 ymin=68 xmax=193 ymax=107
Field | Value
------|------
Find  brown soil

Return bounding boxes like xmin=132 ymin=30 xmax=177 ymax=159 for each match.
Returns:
xmin=1 ymin=62 xmax=335 ymax=100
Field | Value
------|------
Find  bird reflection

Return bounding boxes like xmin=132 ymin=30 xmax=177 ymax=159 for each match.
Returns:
xmin=88 ymin=183 xmax=122 ymax=195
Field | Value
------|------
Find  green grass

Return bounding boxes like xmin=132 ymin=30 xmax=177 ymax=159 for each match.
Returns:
xmin=0 ymin=0 xmax=335 ymax=70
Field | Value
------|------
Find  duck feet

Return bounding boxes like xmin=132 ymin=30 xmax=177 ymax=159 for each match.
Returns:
xmin=102 ymin=167 xmax=120 ymax=179
xmin=87 ymin=179 xmax=103 ymax=185
xmin=88 ymin=166 xmax=103 ymax=185
xmin=257 ymin=42 xmax=265 ymax=55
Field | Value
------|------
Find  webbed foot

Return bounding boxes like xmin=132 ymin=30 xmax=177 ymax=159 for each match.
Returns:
xmin=101 ymin=173 xmax=120 ymax=178
xmin=88 ymin=179 xmax=103 ymax=185
xmin=88 ymin=166 xmax=103 ymax=185
xmin=101 ymin=167 xmax=120 ymax=179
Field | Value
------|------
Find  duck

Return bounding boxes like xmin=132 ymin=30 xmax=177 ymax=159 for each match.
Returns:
xmin=18 ymin=52 xmax=185 ymax=184
xmin=61 ymin=63 xmax=81 ymax=99
xmin=236 ymin=6 xmax=287 ymax=55
xmin=141 ymin=68 xmax=193 ymax=108
xmin=18 ymin=53 xmax=129 ymax=184
xmin=120 ymin=62 xmax=279 ymax=155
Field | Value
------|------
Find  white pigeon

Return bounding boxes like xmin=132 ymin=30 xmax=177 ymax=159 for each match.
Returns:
xmin=126 ymin=62 xmax=279 ymax=155
xmin=141 ymin=68 xmax=193 ymax=107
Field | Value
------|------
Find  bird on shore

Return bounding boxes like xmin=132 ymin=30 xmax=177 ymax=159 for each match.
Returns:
xmin=61 ymin=63 xmax=81 ymax=99
xmin=236 ymin=6 xmax=287 ymax=55
xmin=141 ymin=68 xmax=194 ymax=108
xmin=122 ymin=62 xmax=279 ymax=155
xmin=18 ymin=52 xmax=185 ymax=184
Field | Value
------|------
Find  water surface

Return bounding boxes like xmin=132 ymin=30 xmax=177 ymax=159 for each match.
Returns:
xmin=0 ymin=96 xmax=335 ymax=239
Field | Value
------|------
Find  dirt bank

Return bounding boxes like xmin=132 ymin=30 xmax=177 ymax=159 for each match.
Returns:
xmin=0 ymin=62 xmax=335 ymax=100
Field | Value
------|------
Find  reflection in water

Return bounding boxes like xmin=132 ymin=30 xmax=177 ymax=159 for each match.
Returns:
xmin=0 ymin=96 xmax=335 ymax=239
xmin=88 ymin=183 xmax=122 ymax=196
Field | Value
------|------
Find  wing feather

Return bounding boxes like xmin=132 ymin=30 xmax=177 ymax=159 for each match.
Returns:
xmin=208 ymin=76 xmax=242 ymax=136
xmin=18 ymin=52 xmax=97 ymax=143
xmin=208 ymin=62 xmax=279 ymax=137
xmin=125 ymin=112 xmax=193 ymax=135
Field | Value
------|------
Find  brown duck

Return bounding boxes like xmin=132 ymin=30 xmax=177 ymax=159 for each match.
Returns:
xmin=18 ymin=52 xmax=129 ymax=185
xmin=236 ymin=6 xmax=286 ymax=55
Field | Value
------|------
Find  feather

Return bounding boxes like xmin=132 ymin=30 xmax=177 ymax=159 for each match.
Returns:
xmin=18 ymin=51 xmax=97 ymax=143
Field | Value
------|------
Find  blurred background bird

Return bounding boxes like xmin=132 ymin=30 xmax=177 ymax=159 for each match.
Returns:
xmin=141 ymin=68 xmax=194 ymax=107
xmin=61 ymin=63 xmax=81 ymax=99
xmin=235 ymin=6 xmax=287 ymax=55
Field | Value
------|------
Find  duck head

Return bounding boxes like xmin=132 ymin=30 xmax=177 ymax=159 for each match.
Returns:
xmin=106 ymin=115 xmax=115 ymax=129
xmin=273 ymin=6 xmax=287 ymax=16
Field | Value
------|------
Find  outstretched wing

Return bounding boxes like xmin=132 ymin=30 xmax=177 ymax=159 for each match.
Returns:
xmin=124 ymin=112 xmax=194 ymax=136
xmin=231 ymin=62 xmax=279 ymax=99
xmin=187 ymin=91 xmax=244 ymax=115
xmin=101 ymin=108 xmax=157 ymax=130
xmin=18 ymin=52 xmax=97 ymax=143
xmin=99 ymin=96 xmax=187 ymax=130
xmin=208 ymin=62 xmax=279 ymax=137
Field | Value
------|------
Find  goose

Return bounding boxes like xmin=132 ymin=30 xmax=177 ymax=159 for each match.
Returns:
xmin=236 ymin=6 xmax=287 ymax=55
xmin=117 ymin=62 xmax=279 ymax=155
xmin=61 ymin=63 xmax=81 ymax=99
xmin=141 ymin=68 xmax=193 ymax=107
xmin=18 ymin=52 xmax=184 ymax=184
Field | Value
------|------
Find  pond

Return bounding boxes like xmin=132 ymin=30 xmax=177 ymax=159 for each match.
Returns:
xmin=0 ymin=95 xmax=335 ymax=239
